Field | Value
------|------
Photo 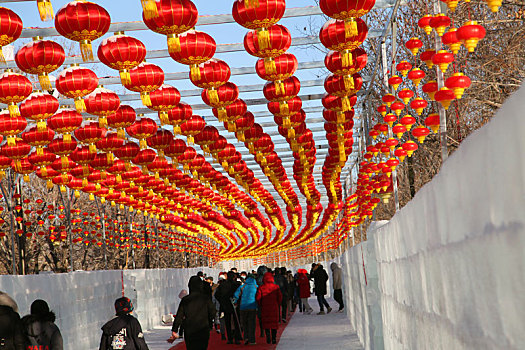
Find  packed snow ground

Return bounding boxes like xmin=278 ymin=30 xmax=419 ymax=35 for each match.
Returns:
xmin=144 ymin=298 xmax=363 ymax=350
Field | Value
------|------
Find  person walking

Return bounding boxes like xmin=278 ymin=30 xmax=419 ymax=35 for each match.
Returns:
xmin=330 ymin=262 xmax=345 ymax=312
xmin=0 ymin=291 xmax=25 ymax=350
xmin=214 ymin=271 xmax=242 ymax=344
xmin=312 ymin=264 xmax=332 ymax=315
xmin=256 ymin=272 xmax=282 ymax=344
xmin=296 ymin=269 xmax=313 ymax=314
xmin=233 ymin=274 xmax=258 ymax=345
xmin=168 ymin=276 xmax=216 ymax=350
xmin=22 ymin=299 xmax=63 ymax=350
xmin=99 ymin=297 xmax=149 ymax=350
xmin=273 ymin=267 xmax=288 ymax=323
xmin=255 ymin=265 xmax=268 ymax=338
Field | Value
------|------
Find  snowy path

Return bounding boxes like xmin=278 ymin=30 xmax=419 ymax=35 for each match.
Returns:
xmin=144 ymin=298 xmax=363 ymax=350
xmin=277 ymin=298 xmax=363 ymax=350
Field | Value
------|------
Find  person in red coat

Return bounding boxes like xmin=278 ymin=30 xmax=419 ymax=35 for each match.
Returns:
xmin=296 ymin=269 xmax=313 ymax=314
xmin=255 ymin=272 xmax=282 ymax=344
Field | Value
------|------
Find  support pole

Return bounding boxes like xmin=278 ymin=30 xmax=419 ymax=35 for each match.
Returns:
xmin=95 ymin=197 xmax=108 ymax=270
xmin=66 ymin=188 xmax=74 ymax=272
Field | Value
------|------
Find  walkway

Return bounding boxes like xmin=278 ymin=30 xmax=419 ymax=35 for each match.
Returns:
xmin=144 ymin=298 xmax=363 ymax=350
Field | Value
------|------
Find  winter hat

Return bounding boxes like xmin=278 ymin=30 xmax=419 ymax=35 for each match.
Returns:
xmin=0 ymin=291 xmax=18 ymax=313
xmin=115 ymin=297 xmax=133 ymax=315
xmin=178 ymin=290 xmax=188 ymax=299
xmin=218 ymin=274 xmax=226 ymax=280
xmin=30 ymin=299 xmax=49 ymax=316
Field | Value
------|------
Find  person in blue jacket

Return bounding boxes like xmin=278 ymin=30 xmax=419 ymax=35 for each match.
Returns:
xmin=233 ymin=274 xmax=259 ymax=345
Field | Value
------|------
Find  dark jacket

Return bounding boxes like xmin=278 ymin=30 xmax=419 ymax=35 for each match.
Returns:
xmin=214 ymin=272 xmax=240 ymax=313
xmin=172 ymin=276 xmax=216 ymax=338
xmin=99 ymin=314 xmax=148 ymax=350
xmin=0 ymin=305 xmax=25 ymax=350
xmin=22 ymin=314 xmax=63 ymax=350
xmin=273 ymin=272 xmax=288 ymax=298
xmin=313 ymin=265 xmax=329 ymax=296
xmin=256 ymin=266 xmax=268 ymax=286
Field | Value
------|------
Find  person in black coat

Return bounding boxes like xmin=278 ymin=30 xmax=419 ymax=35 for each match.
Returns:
xmin=99 ymin=297 xmax=149 ymax=350
xmin=196 ymin=271 xmax=212 ymax=300
xmin=169 ymin=276 xmax=216 ymax=350
xmin=312 ymin=264 xmax=332 ymax=315
xmin=214 ymin=271 xmax=242 ymax=344
xmin=273 ymin=267 xmax=289 ymax=322
xmin=0 ymin=292 xmax=25 ymax=350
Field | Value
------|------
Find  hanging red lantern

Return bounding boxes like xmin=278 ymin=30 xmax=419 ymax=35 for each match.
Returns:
xmin=244 ymin=24 xmax=291 ymax=74
xmin=28 ymin=148 xmax=56 ymax=169
xmin=324 ymin=48 xmax=367 ymax=77
xmin=124 ymin=62 xmax=165 ymax=107
xmin=15 ymin=37 xmax=65 ymax=91
xmin=388 ymin=75 xmax=403 ymax=90
xmin=166 ymin=102 xmax=193 ymax=135
xmin=84 ymin=86 xmax=121 ymax=128
xmin=148 ymin=84 xmax=181 ymax=125
xmin=319 ymin=0 xmax=375 ymax=38
xmin=264 ymin=76 xmax=301 ymax=104
xmin=442 ymin=28 xmax=461 ymax=55
xmin=457 ymin=21 xmax=486 ymax=52
xmin=0 ymin=112 xmax=27 ymax=146
xmin=19 ymin=91 xmax=58 ymax=133
xmin=405 ymin=37 xmax=423 ymax=56
xmin=0 ymin=69 xmax=33 ymax=118
xmin=407 ymin=68 xmax=425 ymax=87
xmin=55 ymin=1 xmax=111 ymax=61
xmin=397 ymin=88 xmax=414 ymax=104
xmin=410 ymin=97 xmax=428 ymax=115
xmin=74 ymin=122 xmax=105 ymax=154
xmin=213 ymin=99 xmax=247 ymax=131
xmin=142 ymin=0 xmax=197 ymax=52
xmin=322 ymin=93 xmax=357 ymax=112
xmin=422 ymin=80 xmax=438 ymax=100
xmin=418 ymin=15 xmax=432 ymax=35
xmin=107 ymin=105 xmax=137 ymax=139
xmin=180 ymin=115 xmax=205 ymax=145
xmin=400 ymin=115 xmax=417 ymax=131
xmin=396 ymin=61 xmax=412 ymax=77
xmin=114 ymin=142 xmax=140 ymax=170
xmin=202 ymin=82 xmax=239 ymax=121
xmin=47 ymin=107 xmax=83 ymax=143
xmin=147 ymin=129 xmax=173 ymax=159
xmin=22 ymin=126 xmax=55 ymax=155
xmin=445 ymin=73 xmax=471 ymax=99
xmin=56 ymin=65 xmax=98 ymax=113
xmin=232 ymin=0 xmax=286 ymax=30
xmin=402 ymin=140 xmax=418 ymax=157
xmin=434 ymin=87 xmax=455 ymax=110
xmin=97 ymin=133 xmax=125 ymax=163
xmin=3 ymin=139 xmax=31 ymax=168
xmin=233 ymin=112 xmax=255 ymax=142
xmin=189 ymin=58 xmax=231 ymax=103
xmin=13 ymin=158 xmax=35 ymax=182
xmin=420 ymin=50 xmax=435 ymax=69
xmin=0 ymin=8 xmax=22 ymax=63
xmin=127 ymin=118 xmax=158 ymax=149
xmin=48 ymin=137 xmax=78 ymax=168
xmin=169 ymin=30 xmax=217 ymax=81
xmin=392 ymin=124 xmax=407 ymax=139
xmin=390 ymin=101 xmax=405 ymax=116
xmin=268 ymin=97 xmax=302 ymax=118
xmin=424 ymin=113 xmax=440 ymax=133
xmin=97 ymin=32 xmax=146 ymax=85
xmin=412 ymin=125 xmax=430 ymax=143
xmin=319 ymin=19 xmax=368 ymax=65
xmin=429 ymin=14 xmax=451 ymax=37
xmin=432 ymin=50 xmax=454 ymax=73
xmin=382 ymin=93 xmax=396 ymax=107
xmin=255 ymin=53 xmax=298 ymax=85
xmin=383 ymin=113 xmax=397 ymax=127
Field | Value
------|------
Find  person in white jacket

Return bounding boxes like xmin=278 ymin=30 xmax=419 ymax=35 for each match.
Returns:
xmin=330 ymin=263 xmax=344 ymax=312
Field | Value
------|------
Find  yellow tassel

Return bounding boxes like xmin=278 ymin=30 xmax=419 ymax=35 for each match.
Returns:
xmin=264 ymin=58 xmax=276 ymax=75
xmin=61 ymin=156 xmax=68 ymax=169
xmin=287 ymin=128 xmax=295 ymax=139
xmin=79 ymin=40 xmax=93 ymax=62
xmin=74 ymin=190 xmax=80 ymax=198
xmin=0 ymin=48 xmax=5 ymax=64
xmin=41 ymin=167 xmax=48 ymax=177
xmin=345 ymin=18 xmax=358 ymax=38
xmin=139 ymin=139 xmax=147 ymax=149
xmin=117 ymin=128 xmax=126 ymax=139
xmin=141 ymin=0 xmax=159 ymax=20
xmin=89 ymin=193 xmax=94 ymax=201
xmin=89 ymin=144 xmax=97 ymax=154
xmin=36 ymin=120 xmax=47 ymax=132
xmin=217 ymin=107 xmax=227 ymax=122
xmin=24 ymin=175 xmax=30 ymax=182
xmin=82 ymin=165 xmax=89 ymax=177
xmin=238 ymin=131 xmax=245 ymax=142
xmin=37 ymin=0 xmax=54 ymax=22
xmin=99 ymin=117 xmax=107 ymax=128
xmin=38 ymin=73 xmax=51 ymax=91
xmin=167 ymin=34 xmax=181 ymax=54
xmin=119 ymin=70 xmax=131 ymax=85
xmin=106 ymin=152 xmax=114 ymax=163
xmin=74 ymin=97 xmax=86 ymax=113
xmin=244 ymin=0 xmax=260 ymax=8
xmin=140 ymin=92 xmax=152 ymax=107
xmin=336 ymin=112 xmax=346 ymax=124
xmin=8 ymin=103 xmax=19 ymax=118
xmin=248 ymin=143 xmax=255 ymax=153
xmin=275 ymin=80 xmax=285 ymax=95
xmin=187 ymin=135 xmax=194 ymax=145
xmin=342 ymin=96 xmax=351 ymax=112
xmin=190 ymin=65 xmax=201 ymax=81
xmin=47 ymin=179 xmax=53 ymax=188
xmin=173 ymin=125 xmax=181 ymax=135
xmin=256 ymin=28 xmax=270 ymax=50
xmin=208 ymin=88 xmax=219 ymax=105
xmin=279 ymin=101 xmax=290 ymax=115
xmin=282 ymin=116 xmax=291 ymax=129
xmin=37 ymin=147 xmax=44 ymax=156
xmin=7 ymin=136 xmax=16 ymax=146
xmin=101 ymin=197 xmax=106 ymax=204
xmin=343 ymin=75 xmax=355 ymax=91
xmin=341 ymin=50 xmax=353 ymax=66
xmin=159 ymin=111 xmax=168 ymax=125
xmin=63 ymin=133 xmax=72 ymax=143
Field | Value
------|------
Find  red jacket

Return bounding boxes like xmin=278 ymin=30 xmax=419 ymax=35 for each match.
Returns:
xmin=296 ymin=270 xmax=311 ymax=298
xmin=255 ymin=272 xmax=282 ymax=330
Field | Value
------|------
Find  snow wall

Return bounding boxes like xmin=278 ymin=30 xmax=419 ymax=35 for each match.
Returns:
xmin=0 ymin=267 xmax=219 ymax=349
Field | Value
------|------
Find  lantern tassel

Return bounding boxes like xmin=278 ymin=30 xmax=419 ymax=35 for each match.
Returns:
xmin=341 ymin=50 xmax=353 ymax=66
xmin=159 ymin=111 xmax=168 ymax=125
xmin=217 ymin=107 xmax=227 ymax=122
xmin=47 ymin=179 xmax=53 ymax=189
xmin=63 ymin=133 xmax=72 ymax=143
xmin=275 ymin=80 xmax=285 ymax=95
xmin=187 ymin=135 xmax=194 ymax=145
xmin=79 ymin=40 xmax=93 ymax=62
xmin=167 ymin=34 xmax=181 ymax=54
xmin=7 ymin=136 xmax=16 ymax=146
xmin=119 ymin=70 xmax=131 ymax=85
xmin=257 ymin=28 xmax=270 ymax=50
xmin=139 ymin=139 xmax=147 ymax=149
xmin=343 ymin=75 xmax=355 ymax=91
xmin=89 ymin=144 xmax=97 ymax=154
xmin=74 ymin=97 xmax=86 ymax=113
xmin=287 ymin=127 xmax=295 ymax=139
xmin=37 ymin=0 xmax=54 ymax=22
xmin=279 ymin=101 xmax=290 ymax=115
xmin=38 ymin=73 xmax=52 ymax=91
xmin=8 ymin=103 xmax=20 ymax=118
xmin=0 ymin=48 xmax=5 ymax=64
xmin=141 ymin=0 xmax=159 ymax=20
xmin=140 ymin=92 xmax=152 ymax=107
xmin=190 ymin=65 xmax=201 ymax=81
xmin=61 ymin=156 xmax=68 ymax=169
xmin=264 ymin=58 xmax=276 ymax=75
xmin=237 ymin=131 xmax=245 ymax=142
xmin=345 ymin=18 xmax=358 ymax=38
xmin=244 ymin=0 xmax=260 ymax=8
xmin=208 ymin=88 xmax=219 ymax=105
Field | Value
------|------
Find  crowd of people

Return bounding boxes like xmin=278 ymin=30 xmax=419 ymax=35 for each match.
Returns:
xmin=0 ymin=262 xmax=344 ymax=350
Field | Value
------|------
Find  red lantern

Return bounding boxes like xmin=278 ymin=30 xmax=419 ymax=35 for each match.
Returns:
xmin=405 ymin=37 xmax=423 ymax=56
xmin=424 ymin=113 xmax=440 ymax=133
xmin=410 ymin=97 xmax=428 ymax=116
xmin=97 ymin=32 xmax=147 ymax=85
xmin=3 ymin=140 xmax=31 ymax=168
xmin=429 ymin=14 xmax=451 ymax=37
xmin=15 ymin=37 xmax=65 ymax=91
xmin=445 ymin=73 xmax=471 ymax=99
xmin=167 ymin=102 xmax=193 ymax=134
xmin=169 ymin=30 xmax=217 ymax=81
xmin=255 ymin=53 xmax=297 ymax=83
xmin=434 ymin=87 xmax=455 ymax=110
xmin=22 ymin=126 xmax=54 ymax=155
xmin=48 ymin=108 xmax=83 ymax=143
xmin=319 ymin=0 xmax=376 ymax=35
xmin=55 ymin=1 xmax=111 ymax=61
xmin=124 ymin=62 xmax=165 ymax=107
xmin=442 ymin=28 xmax=461 ymax=55
xmin=84 ymin=87 xmax=121 ymax=128
xmin=420 ymin=50 xmax=435 ymax=69
xmin=457 ymin=21 xmax=486 ymax=52
xmin=402 ymin=140 xmax=418 ymax=157
xmin=0 ymin=111 xmax=27 ymax=146
xmin=383 ymin=113 xmax=397 ymax=127
xmin=19 ymin=91 xmax=59 ymax=132
xmin=392 ymin=124 xmax=407 ymax=139
xmin=0 ymin=8 xmax=22 ymax=63
xmin=148 ymin=84 xmax=181 ymax=125
xmin=396 ymin=61 xmax=412 ymax=77
xmin=114 ymin=142 xmax=140 ymax=170
xmin=28 ymin=149 xmax=56 ymax=168
xmin=422 ymin=80 xmax=438 ymax=100
xmin=432 ymin=50 xmax=454 ymax=73
xmin=147 ymin=129 xmax=173 ymax=159
xmin=97 ymin=133 xmax=125 ymax=163
xmin=412 ymin=125 xmax=430 ymax=143
xmin=142 ymin=0 xmax=198 ymax=53
xmin=388 ymin=75 xmax=403 ymax=90
xmin=107 ymin=105 xmax=137 ymax=139
xmin=244 ymin=24 xmax=291 ymax=74
xmin=407 ymin=68 xmax=425 ymax=87
xmin=13 ymin=158 xmax=35 ymax=182
xmin=74 ymin=122 xmax=105 ymax=154
xmin=48 ymin=137 xmax=78 ymax=167
xmin=0 ymin=70 xmax=32 ymax=117
xmin=180 ymin=115 xmax=205 ymax=145
xmin=324 ymin=48 xmax=367 ymax=76
xmin=264 ymin=76 xmax=301 ymax=103
xmin=418 ymin=15 xmax=432 ymax=35
xmin=127 ymin=118 xmax=158 ymax=149
xmin=319 ymin=19 xmax=368 ymax=65
xmin=189 ymin=58 xmax=231 ymax=98
xmin=397 ymin=89 xmax=414 ymax=104
xmin=213 ymin=99 xmax=247 ymax=129
xmin=202 ymin=82 xmax=239 ymax=121
xmin=56 ymin=65 xmax=98 ymax=113
xmin=400 ymin=115 xmax=417 ymax=131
